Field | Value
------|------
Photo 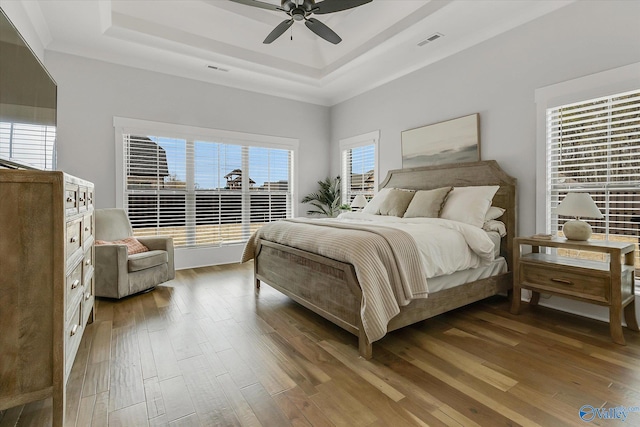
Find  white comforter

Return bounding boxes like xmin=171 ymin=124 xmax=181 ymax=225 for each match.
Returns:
xmin=335 ymin=211 xmax=496 ymax=278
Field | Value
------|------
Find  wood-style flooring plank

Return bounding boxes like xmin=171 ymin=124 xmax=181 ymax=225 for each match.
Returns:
xmin=157 ymin=376 xmax=195 ymax=423
xmin=108 ymin=402 xmax=148 ymax=427
xmin=8 ymin=263 xmax=640 ymax=427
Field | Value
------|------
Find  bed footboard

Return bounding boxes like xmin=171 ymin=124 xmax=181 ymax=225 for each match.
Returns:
xmin=254 ymin=239 xmax=511 ymax=359
xmin=255 ymin=239 xmax=374 ymax=357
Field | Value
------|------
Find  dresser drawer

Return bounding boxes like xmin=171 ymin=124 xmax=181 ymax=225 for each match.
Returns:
xmin=86 ymin=187 xmax=94 ymax=211
xmin=78 ymin=186 xmax=88 ymax=212
xmin=83 ymin=246 xmax=93 ymax=276
xmin=65 ymin=301 xmax=83 ymax=379
xmin=520 ymin=261 xmax=610 ymax=303
xmin=66 ymin=261 xmax=83 ymax=320
xmin=66 ymin=218 xmax=82 ymax=260
xmin=83 ymin=213 xmax=94 ymax=245
xmin=65 ymin=183 xmax=79 ymax=216
xmin=83 ymin=276 xmax=94 ymax=314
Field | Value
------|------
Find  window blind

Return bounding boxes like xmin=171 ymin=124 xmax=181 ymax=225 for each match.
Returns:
xmin=547 ymin=89 xmax=640 ymax=274
xmin=0 ymin=122 xmax=55 ymax=170
xmin=342 ymin=144 xmax=376 ymax=204
xmin=124 ymin=134 xmax=293 ymax=249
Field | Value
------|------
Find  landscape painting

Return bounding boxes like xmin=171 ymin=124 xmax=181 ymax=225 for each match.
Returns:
xmin=401 ymin=113 xmax=480 ymax=168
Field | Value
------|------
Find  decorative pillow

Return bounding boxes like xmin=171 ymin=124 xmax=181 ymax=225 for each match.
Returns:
xmin=483 ymin=219 xmax=507 ymax=237
xmin=95 ymin=237 xmax=149 ymax=255
xmin=403 ymin=186 xmax=453 ymax=218
xmin=362 ymin=188 xmax=392 ymax=214
xmin=377 ymin=188 xmax=416 ymax=217
xmin=485 ymin=206 xmax=505 ymax=221
xmin=440 ymin=185 xmax=500 ymax=228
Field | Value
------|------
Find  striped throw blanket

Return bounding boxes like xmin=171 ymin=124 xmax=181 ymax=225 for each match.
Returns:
xmin=241 ymin=218 xmax=428 ymax=342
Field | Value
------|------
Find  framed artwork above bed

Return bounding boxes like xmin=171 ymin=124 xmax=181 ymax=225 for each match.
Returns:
xmin=401 ymin=113 xmax=480 ymax=168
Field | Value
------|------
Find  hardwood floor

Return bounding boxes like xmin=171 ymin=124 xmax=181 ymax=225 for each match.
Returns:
xmin=2 ymin=262 xmax=640 ymax=426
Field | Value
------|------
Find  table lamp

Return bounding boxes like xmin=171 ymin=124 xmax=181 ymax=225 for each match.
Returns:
xmin=555 ymin=192 xmax=603 ymax=241
xmin=351 ymin=194 xmax=368 ymax=211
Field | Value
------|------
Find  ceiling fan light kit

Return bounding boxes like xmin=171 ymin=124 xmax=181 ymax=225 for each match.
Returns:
xmin=229 ymin=0 xmax=373 ymax=44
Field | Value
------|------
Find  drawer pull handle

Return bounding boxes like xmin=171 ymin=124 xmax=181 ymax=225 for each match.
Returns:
xmin=71 ymin=279 xmax=80 ymax=289
xmin=85 ymin=227 xmax=90 ymax=232
xmin=70 ymin=236 xmax=78 ymax=243
xmin=85 ymin=292 xmax=91 ymax=301
xmin=551 ymin=278 xmax=573 ymax=286
xmin=70 ymin=325 xmax=79 ymax=337
xmin=66 ymin=197 xmax=75 ymax=203
xmin=79 ymin=197 xmax=85 ymax=202
xmin=85 ymin=259 xmax=91 ymax=265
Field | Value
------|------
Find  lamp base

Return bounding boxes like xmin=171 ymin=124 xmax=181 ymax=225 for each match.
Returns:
xmin=562 ymin=219 xmax=592 ymax=241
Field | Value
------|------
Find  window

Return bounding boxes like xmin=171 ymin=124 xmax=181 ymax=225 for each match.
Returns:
xmin=0 ymin=122 xmax=55 ymax=169
xmin=116 ymin=119 xmax=296 ymax=249
xmin=545 ymin=89 xmax=640 ymax=275
xmin=340 ymin=131 xmax=379 ymax=205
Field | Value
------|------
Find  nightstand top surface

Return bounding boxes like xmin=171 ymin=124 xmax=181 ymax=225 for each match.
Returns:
xmin=516 ymin=236 xmax=635 ymax=253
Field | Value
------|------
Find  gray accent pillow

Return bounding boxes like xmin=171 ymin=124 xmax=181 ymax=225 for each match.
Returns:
xmin=377 ymin=188 xmax=415 ymax=216
xmin=403 ymin=187 xmax=453 ymax=218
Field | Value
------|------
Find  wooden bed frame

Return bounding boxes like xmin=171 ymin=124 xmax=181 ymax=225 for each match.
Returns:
xmin=253 ymin=160 xmax=517 ymax=358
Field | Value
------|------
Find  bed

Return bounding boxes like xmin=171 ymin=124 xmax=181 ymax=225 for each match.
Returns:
xmin=243 ymin=160 xmax=516 ymax=359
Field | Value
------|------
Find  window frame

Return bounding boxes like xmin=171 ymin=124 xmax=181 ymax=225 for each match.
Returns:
xmin=114 ymin=117 xmax=299 ymax=250
xmin=535 ymin=63 xmax=640 ymax=278
xmin=535 ymin=62 xmax=640 ymax=234
xmin=339 ymin=130 xmax=379 ymax=205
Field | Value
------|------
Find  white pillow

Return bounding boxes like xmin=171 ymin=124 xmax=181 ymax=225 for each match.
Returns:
xmin=440 ymin=185 xmax=500 ymax=228
xmin=483 ymin=219 xmax=507 ymax=237
xmin=362 ymin=188 xmax=392 ymax=214
xmin=485 ymin=206 xmax=505 ymax=221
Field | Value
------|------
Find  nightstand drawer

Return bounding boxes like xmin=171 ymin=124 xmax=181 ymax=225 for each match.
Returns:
xmin=520 ymin=261 xmax=610 ymax=303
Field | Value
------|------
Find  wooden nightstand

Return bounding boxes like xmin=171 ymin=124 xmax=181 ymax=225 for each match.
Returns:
xmin=511 ymin=236 xmax=638 ymax=344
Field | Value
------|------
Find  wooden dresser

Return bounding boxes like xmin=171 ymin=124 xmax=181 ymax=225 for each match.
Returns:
xmin=0 ymin=170 xmax=95 ymax=426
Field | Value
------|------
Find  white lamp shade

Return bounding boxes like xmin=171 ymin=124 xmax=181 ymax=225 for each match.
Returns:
xmin=555 ymin=193 xmax=603 ymax=219
xmin=351 ymin=194 xmax=368 ymax=209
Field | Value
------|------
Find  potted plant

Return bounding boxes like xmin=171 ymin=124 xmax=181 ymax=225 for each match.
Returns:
xmin=302 ymin=176 xmax=345 ymax=217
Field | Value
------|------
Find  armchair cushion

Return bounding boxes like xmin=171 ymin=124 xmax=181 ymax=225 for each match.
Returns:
xmin=128 ymin=250 xmax=169 ymax=272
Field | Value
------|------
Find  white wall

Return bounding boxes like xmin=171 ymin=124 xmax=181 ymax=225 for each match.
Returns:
xmin=0 ymin=0 xmax=46 ymax=61
xmin=44 ymin=52 xmax=330 ymax=267
xmin=330 ymin=0 xmax=640 ymax=238
xmin=329 ymin=0 xmax=640 ymax=320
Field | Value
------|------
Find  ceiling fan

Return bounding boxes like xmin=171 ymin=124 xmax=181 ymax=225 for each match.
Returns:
xmin=228 ymin=0 xmax=373 ymax=44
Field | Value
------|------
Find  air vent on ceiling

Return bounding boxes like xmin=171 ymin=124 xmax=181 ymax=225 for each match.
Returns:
xmin=207 ymin=65 xmax=229 ymax=72
xmin=417 ymin=32 xmax=444 ymax=47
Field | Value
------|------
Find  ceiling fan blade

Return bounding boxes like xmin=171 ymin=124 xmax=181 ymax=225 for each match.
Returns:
xmin=264 ymin=19 xmax=294 ymax=44
xmin=227 ymin=0 xmax=282 ymax=12
xmin=305 ymin=18 xmax=341 ymax=44
xmin=313 ymin=0 xmax=372 ymax=15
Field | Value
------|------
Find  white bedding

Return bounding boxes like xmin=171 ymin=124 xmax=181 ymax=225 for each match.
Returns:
xmin=335 ymin=211 xmax=496 ymax=278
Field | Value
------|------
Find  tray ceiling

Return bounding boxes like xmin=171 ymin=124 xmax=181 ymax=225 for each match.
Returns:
xmin=25 ymin=0 xmax=573 ymax=105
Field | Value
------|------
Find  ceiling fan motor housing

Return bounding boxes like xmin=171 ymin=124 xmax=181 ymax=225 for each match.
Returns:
xmin=281 ymin=0 xmax=315 ymax=19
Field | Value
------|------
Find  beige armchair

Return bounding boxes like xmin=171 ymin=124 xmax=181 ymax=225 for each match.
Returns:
xmin=95 ymin=208 xmax=175 ymax=299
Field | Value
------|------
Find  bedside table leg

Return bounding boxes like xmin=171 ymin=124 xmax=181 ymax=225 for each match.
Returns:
xmin=624 ymin=299 xmax=639 ymax=331
xmin=610 ymin=305 xmax=626 ymax=345
xmin=510 ymin=286 xmax=521 ymax=314
xmin=529 ymin=291 xmax=540 ymax=306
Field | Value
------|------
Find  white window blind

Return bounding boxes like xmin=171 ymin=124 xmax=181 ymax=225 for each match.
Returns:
xmin=0 ymin=122 xmax=55 ymax=169
xmin=341 ymin=142 xmax=376 ymax=205
xmin=547 ymin=89 xmax=640 ymax=274
xmin=124 ymin=134 xmax=293 ymax=248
